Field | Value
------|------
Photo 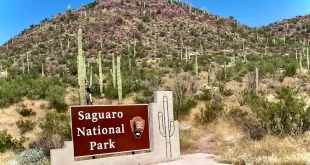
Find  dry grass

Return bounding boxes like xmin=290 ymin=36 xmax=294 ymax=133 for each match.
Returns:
xmin=207 ymin=117 xmax=310 ymax=165
xmin=0 ymin=152 xmax=16 ymax=164
xmin=179 ymin=128 xmax=203 ymax=152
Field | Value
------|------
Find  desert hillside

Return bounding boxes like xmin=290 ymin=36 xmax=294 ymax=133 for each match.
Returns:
xmin=1 ymin=1 xmax=310 ymax=165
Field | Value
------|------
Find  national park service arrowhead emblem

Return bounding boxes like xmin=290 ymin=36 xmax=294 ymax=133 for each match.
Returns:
xmin=130 ymin=116 xmax=145 ymax=139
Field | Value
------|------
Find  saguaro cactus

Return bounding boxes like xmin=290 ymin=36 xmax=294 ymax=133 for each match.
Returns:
xmin=158 ymin=94 xmax=175 ymax=159
xmin=116 ymin=56 xmax=122 ymax=104
xmin=208 ymin=64 xmax=212 ymax=86
xmin=27 ymin=52 xmax=30 ymax=74
xmin=300 ymin=52 xmax=303 ymax=73
xmin=255 ymin=67 xmax=259 ymax=93
xmin=224 ymin=61 xmax=227 ymax=81
xmin=110 ymin=53 xmax=116 ymax=88
xmin=307 ymin=47 xmax=309 ymax=70
xmin=195 ymin=54 xmax=198 ymax=77
xmin=77 ymin=28 xmax=87 ymax=105
xmin=41 ymin=64 xmax=44 ymax=77
xmin=98 ymin=51 xmax=104 ymax=97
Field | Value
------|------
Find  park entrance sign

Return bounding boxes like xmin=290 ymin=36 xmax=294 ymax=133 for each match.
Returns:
xmin=51 ymin=91 xmax=180 ymax=165
xmin=70 ymin=104 xmax=150 ymax=157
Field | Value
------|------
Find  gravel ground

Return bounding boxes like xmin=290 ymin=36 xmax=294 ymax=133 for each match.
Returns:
xmin=152 ymin=153 xmax=230 ymax=165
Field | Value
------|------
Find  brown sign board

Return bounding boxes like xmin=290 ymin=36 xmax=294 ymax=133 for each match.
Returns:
xmin=70 ymin=104 xmax=150 ymax=158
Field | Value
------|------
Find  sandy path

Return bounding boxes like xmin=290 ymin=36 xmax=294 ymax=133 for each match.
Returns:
xmin=152 ymin=153 xmax=230 ymax=165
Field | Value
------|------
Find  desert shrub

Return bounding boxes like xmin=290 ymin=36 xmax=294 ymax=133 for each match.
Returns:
xmin=174 ymin=99 xmax=197 ymax=119
xmin=133 ymin=95 xmax=145 ymax=104
xmin=218 ymin=83 xmax=234 ymax=96
xmin=29 ymin=111 xmax=71 ymax=156
xmin=195 ymin=101 xmax=224 ymax=124
xmin=46 ymin=85 xmax=68 ymax=112
xmin=16 ymin=120 xmax=36 ymax=134
xmin=250 ymin=86 xmax=310 ymax=135
xmin=195 ymin=89 xmax=212 ymax=101
xmin=18 ymin=108 xmax=36 ymax=117
xmin=0 ymin=77 xmax=66 ymax=108
xmin=284 ymin=62 xmax=297 ymax=76
xmin=6 ymin=149 xmax=48 ymax=165
xmin=104 ymin=86 xmax=118 ymax=99
xmin=0 ymin=130 xmax=25 ymax=153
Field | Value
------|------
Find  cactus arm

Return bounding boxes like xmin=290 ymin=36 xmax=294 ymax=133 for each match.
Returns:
xmin=158 ymin=111 xmax=166 ymax=137
xmin=169 ymin=120 xmax=175 ymax=137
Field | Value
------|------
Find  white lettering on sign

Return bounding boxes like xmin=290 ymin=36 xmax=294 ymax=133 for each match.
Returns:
xmin=77 ymin=124 xmax=125 ymax=136
xmin=90 ymin=139 xmax=116 ymax=151
xmin=78 ymin=111 xmax=124 ymax=122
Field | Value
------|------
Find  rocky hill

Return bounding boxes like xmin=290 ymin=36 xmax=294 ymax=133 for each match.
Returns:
xmin=0 ymin=0 xmax=306 ymax=77
xmin=266 ymin=14 xmax=310 ymax=45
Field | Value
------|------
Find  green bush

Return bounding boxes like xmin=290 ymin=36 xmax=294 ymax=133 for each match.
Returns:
xmin=29 ymin=111 xmax=71 ymax=156
xmin=16 ymin=120 xmax=36 ymax=134
xmin=18 ymin=108 xmax=36 ymax=117
xmin=0 ymin=130 xmax=25 ymax=153
xmin=195 ymin=89 xmax=212 ymax=101
xmin=104 ymin=86 xmax=118 ymax=99
xmin=284 ymin=62 xmax=297 ymax=77
xmin=250 ymin=86 xmax=310 ymax=135
xmin=133 ymin=95 xmax=145 ymax=104
xmin=195 ymin=101 xmax=224 ymax=124
xmin=174 ymin=99 xmax=197 ymax=119
xmin=0 ymin=77 xmax=66 ymax=108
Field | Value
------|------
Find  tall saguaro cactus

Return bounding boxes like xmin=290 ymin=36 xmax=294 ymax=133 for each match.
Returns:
xmin=255 ymin=67 xmax=259 ymax=93
xmin=307 ymin=47 xmax=309 ymax=70
xmin=77 ymin=28 xmax=87 ymax=105
xmin=224 ymin=61 xmax=227 ymax=81
xmin=27 ymin=52 xmax=30 ymax=74
xmin=158 ymin=94 xmax=175 ymax=159
xmin=41 ymin=64 xmax=44 ymax=77
xmin=98 ymin=51 xmax=104 ymax=97
xmin=300 ymin=52 xmax=303 ymax=73
xmin=116 ymin=56 xmax=122 ymax=104
xmin=195 ymin=54 xmax=198 ymax=77
xmin=110 ymin=53 xmax=116 ymax=88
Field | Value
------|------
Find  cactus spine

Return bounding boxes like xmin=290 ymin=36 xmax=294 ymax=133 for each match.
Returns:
xmin=117 ymin=56 xmax=122 ymax=104
xmin=98 ymin=51 xmax=104 ymax=97
xmin=77 ymin=28 xmax=87 ymax=105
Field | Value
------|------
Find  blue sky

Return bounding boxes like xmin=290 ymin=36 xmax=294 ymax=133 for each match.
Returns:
xmin=0 ymin=0 xmax=309 ymax=46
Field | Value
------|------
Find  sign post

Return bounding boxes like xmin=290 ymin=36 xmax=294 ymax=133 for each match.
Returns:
xmin=70 ymin=104 xmax=150 ymax=158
